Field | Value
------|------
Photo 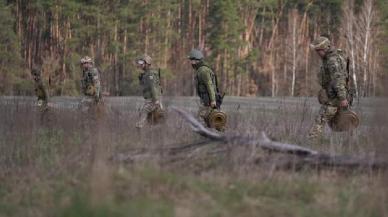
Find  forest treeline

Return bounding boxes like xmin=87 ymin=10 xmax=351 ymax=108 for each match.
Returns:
xmin=0 ymin=0 xmax=387 ymax=97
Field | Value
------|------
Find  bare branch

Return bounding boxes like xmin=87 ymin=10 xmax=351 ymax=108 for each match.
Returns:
xmin=172 ymin=107 xmax=388 ymax=169
xmin=171 ymin=106 xmax=225 ymax=141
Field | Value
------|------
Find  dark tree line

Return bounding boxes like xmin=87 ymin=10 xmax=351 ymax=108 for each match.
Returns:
xmin=0 ymin=0 xmax=387 ymax=97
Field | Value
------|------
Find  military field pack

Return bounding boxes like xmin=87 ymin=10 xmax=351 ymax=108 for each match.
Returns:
xmin=337 ymin=49 xmax=356 ymax=106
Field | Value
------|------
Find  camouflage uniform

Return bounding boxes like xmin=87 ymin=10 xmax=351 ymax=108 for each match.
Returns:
xmin=81 ymin=65 xmax=101 ymax=103
xmin=136 ymin=55 xmax=163 ymax=129
xmin=308 ymin=37 xmax=349 ymax=140
xmin=188 ymin=49 xmax=218 ymax=123
xmin=31 ymin=68 xmax=48 ymax=111
xmin=194 ymin=62 xmax=217 ymax=120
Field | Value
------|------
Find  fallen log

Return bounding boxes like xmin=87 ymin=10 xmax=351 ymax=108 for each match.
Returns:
xmin=171 ymin=106 xmax=388 ymax=169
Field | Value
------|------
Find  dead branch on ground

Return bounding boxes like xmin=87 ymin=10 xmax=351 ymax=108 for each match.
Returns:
xmin=171 ymin=106 xmax=388 ymax=169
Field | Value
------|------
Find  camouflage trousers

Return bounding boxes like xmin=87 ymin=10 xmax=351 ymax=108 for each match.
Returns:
xmin=197 ymin=105 xmax=212 ymax=124
xmin=79 ymin=96 xmax=101 ymax=112
xmin=136 ymin=100 xmax=163 ymax=129
xmin=37 ymin=98 xmax=49 ymax=112
xmin=308 ymin=105 xmax=338 ymax=140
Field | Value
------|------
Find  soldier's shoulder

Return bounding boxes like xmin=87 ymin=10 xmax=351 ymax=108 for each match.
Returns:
xmin=326 ymin=53 xmax=341 ymax=64
xmin=327 ymin=49 xmax=346 ymax=59
xmin=149 ymin=69 xmax=159 ymax=75
xmin=336 ymin=49 xmax=347 ymax=56
xmin=90 ymin=67 xmax=99 ymax=74
xmin=144 ymin=69 xmax=158 ymax=80
xmin=145 ymin=69 xmax=158 ymax=77
xmin=198 ymin=65 xmax=212 ymax=74
xmin=325 ymin=54 xmax=343 ymax=73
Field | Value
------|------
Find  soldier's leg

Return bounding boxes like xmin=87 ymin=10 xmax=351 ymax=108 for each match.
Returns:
xmin=94 ymin=85 xmax=102 ymax=104
xmin=308 ymin=105 xmax=337 ymax=140
xmin=150 ymin=100 xmax=166 ymax=124
xmin=197 ymin=105 xmax=211 ymax=126
xmin=37 ymin=98 xmax=48 ymax=112
xmin=157 ymin=98 xmax=163 ymax=110
xmin=136 ymin=100 xmax=156 ymax=129
xmin=79 ymin=97 xmax=91 ymax=112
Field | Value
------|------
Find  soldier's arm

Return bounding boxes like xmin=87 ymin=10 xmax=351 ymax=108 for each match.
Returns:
xmin=91 ymin=68 xmax=101 ymax=87
xmin=80 ymin=72 xmax=86 ymax=93
xmin=40 ymin=84 xmax=48 ymax=102
xmin=150 ymin=72 xmax=160 ymax=102
xmin=199 ymin=68 xmax=216 ymax=103
xmin=317 ymin=67 xmax=324 ymax=87
xmin=91 ymin=68 xmax=101 ymax=98
xmin=328 ymin=58 xmax=347 ymax=100
xmin=36 ymin=81 xmax=48 ymax=102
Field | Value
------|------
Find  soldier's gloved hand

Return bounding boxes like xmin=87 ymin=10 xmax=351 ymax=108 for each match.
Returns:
xmin=210 ymin=101 xmax=217 ymax=108
xmin=153 ymin=100 xmax=160 ymax=106
xmin=339 ymin=99 xmax=349 ymax=108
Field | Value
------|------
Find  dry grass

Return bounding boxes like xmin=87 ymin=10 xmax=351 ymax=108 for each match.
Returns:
xmin=0 ymin=96 xmax=387 ymax=217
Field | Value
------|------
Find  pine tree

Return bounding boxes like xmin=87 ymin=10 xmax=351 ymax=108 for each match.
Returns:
xmin=0 ymin=0 xmax=24 ymax=95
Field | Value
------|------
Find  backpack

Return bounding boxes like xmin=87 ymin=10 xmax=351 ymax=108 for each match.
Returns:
xmin=337 ymin=49 xmax=355 ymax=106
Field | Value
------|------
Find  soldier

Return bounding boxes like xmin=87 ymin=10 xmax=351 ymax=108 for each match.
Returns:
xmin=31 ymin=66 xmax=48 ymax=111
xmin=135 ymin=54 xmax=164 ymax=129
xmin=80 ymin=56 xmax=101 ymax=104
xmin=308 ymin=36 xmax=351 ymax=141
xmin=188 ymin=49 xmax=225 ymax=129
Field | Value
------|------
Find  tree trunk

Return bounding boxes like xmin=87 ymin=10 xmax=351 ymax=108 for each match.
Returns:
xmin=291 ymin=9 xmax=297 ymax=97
xmin=114 ymin=22 xmax=119 ymax=95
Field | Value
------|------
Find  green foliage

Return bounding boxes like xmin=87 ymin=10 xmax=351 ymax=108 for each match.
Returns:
xmin=208 ymin=0 xmax=243 ymax=53
xmin=0 ymin=0 xmax=24 ymax=95
xmin=56 ymin=191 xmax=174 ymax=217
xmin=307 ymin=0 xmax=343 ymax=36
xmin=0 ymin=0 xmax=387 ymax=96
xmin=377 ymin=0 xmax=388 ymax=70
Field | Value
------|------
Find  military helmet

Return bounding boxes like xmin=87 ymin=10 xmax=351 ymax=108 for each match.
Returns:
xmin=328 ymin=108 xmax=360 ymax=132
xmin=137 ymin=54 xmax=152 ymax=65
xmin=80 ymin=56 xmax=93 ymax=64
xmin=310 ymin=36 xmax=331 ymax=51
xmin=187 ymin=49 xmax=204 ymax=60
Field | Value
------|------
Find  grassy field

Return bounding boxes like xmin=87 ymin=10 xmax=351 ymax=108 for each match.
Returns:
xmin=0 ymin=96 xmax=387 ymax=217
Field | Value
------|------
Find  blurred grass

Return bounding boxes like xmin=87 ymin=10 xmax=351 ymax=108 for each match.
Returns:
xmin=0 ymin=97 xmax=387 ymax=217
xmin=0 ymin=165 xmax=386 ymax=217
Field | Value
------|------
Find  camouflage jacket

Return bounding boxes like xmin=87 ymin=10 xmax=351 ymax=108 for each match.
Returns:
xmin=81 ymin=67 xmax=101 ymax=98
xmin=139 ymin=69 xmax=161 ymax=101
xmin=195 ymin=62 xmax=217 ymax=106
xmin=34 ymin=78 xmax=48 ymax=102
xmin=317 ymin=49 xmax=348 ymax=104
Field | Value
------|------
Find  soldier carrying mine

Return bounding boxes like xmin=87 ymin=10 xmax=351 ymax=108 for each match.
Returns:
xmin=135 ymin=54 xmax=164 ymax=129
xmin=188 ymin=49 xmax=226 ymax=131
xmin=80 ymin=56 xmax=101 ymax=104
xmin=308 ymin=36 xmax=358 ymax=142
xmin=31 ymin=66 xmax=48 ymax=111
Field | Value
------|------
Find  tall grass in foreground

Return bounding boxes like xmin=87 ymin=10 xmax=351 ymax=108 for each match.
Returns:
xmin=0 ymin=97 xmax=387 ymax=217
